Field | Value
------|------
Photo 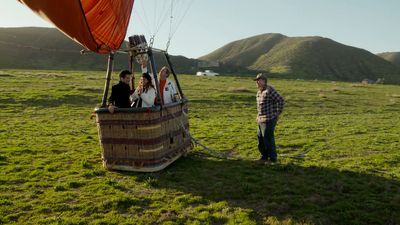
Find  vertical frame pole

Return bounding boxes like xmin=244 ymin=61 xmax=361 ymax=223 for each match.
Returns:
xmin=148 ymin=49 xmax=162 ymax=106
xmin=129 ymin=53 xmax=135 ymax=91
xmin=164 ymin=52 xmax=184 ymax=98
xmin=101 ymin=52 xmax=114 ymax=107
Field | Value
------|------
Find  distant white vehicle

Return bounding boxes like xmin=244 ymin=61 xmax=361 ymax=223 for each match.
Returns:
xmin=196 ymin=70 xmax=219 ymax=76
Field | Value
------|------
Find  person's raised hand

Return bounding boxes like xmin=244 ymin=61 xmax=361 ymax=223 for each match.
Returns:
xmin=141 ymin=59 xmax=148 ymax=68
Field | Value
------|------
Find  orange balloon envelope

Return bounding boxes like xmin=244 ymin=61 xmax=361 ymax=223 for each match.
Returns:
xmin=18 ymin=0 xmax=135 ymax=53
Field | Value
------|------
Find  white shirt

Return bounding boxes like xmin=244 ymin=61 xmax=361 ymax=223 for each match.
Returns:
xmin=131 ymin=87 xmax=156 ymax=107
xmin=141 ymin=66 xmax=178 ymax=105
xmin=162 ymin=78 xmax=178 ymax=104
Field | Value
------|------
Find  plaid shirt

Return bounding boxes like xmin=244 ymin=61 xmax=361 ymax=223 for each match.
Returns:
xmin=256 ymin=85 xmax=284 ymax=123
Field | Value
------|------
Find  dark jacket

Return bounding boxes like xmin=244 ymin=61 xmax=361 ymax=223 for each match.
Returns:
xmin=108 ymin=81 xmax=132 ymax=108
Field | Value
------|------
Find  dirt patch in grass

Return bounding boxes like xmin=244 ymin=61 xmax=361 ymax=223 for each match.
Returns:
xmin=351 ymin=83 xmax=371 ymax=88
xmin=389 ymin=94 xmax=400 ymax=98
xmin=36 ymin=73 xmax=68 ymax=78
xmin=76 ymin=86 xmax=103 ymax=92
xmin=228 ymin=87 xmax=252 ymax=93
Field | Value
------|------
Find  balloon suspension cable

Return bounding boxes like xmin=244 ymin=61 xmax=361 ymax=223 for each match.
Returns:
xmin=167 ymin=0 xmax=194 ymax=46
xmin=166 ymin=0 xmax=174 ymax=53
xmin=165 ymin=39 xmax=171 ymax=53
xmin=149 ymin=35 xmax=155 ymax=48
xmin=162 ymin=106 xmax=311 ymax=161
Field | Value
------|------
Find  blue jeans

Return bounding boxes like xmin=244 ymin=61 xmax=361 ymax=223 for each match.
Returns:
xmin=257 ymin=118 xmax=278 ymax=162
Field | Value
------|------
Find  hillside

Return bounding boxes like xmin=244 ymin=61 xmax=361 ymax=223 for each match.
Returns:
xmin=378 ymin=52 xmax=400 ymax=67
xmin=2 ymin=28 xmax=400 ymax=83
xmin=200 ymin=33 xmax=400 ymax=83
xmin=0 ymin=27 xmax=198 ymax=73
xmin=199 ymin=33 xmax=286 ymax=68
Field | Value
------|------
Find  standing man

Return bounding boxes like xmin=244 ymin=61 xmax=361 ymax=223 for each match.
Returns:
xmin=254 ymin=73 xmax=284 ymax=164
xmin=108 ymin=70 xmax=133 ymax=113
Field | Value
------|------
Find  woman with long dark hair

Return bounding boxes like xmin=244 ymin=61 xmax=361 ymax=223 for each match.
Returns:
xmin=131 ymin=73 xmax=156 ymax=107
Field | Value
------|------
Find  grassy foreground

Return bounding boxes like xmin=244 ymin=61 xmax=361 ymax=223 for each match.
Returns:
xmin=0 ymin=70 xmax=399 ymax=225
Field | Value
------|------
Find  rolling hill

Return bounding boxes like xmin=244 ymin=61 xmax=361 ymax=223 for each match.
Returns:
xmin=1 ymin=28 xmax=400 ymax=83
xmin=199 ymin=33 xmax=286 ymax=69
xmin=378 ymin=52 xmax=400 ymax=67
xmin=200 ymin=33 xmax=400 ymax=83
xmin=0 ymin=27 xmax=198 ymax=73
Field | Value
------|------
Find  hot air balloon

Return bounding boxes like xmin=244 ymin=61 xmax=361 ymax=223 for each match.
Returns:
xmin=18 ymin=0 xmax=192 ymax=172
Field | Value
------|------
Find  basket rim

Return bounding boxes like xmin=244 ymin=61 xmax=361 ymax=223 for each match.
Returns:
xmin=94 ymin=98 xmax=188 ymax=114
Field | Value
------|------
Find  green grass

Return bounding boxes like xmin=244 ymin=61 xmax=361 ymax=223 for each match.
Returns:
xmin=0 ymin=69 xmax=399 ymax=224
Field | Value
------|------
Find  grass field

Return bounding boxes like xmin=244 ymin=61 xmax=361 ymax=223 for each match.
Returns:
xmin=0 ymin=69 xmax=399 ymax=225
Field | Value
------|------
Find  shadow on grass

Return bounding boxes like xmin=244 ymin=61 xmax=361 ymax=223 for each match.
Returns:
xmin=0 ymin=94 xmax=99 ymax=108
xmin=128 ymin=155 xmax=399 ymax=225
xmin=0 ymin=74 xmax=14 ymax=77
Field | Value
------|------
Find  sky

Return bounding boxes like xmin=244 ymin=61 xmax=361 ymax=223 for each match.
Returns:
xmin=1 ymin=0 xmax=399 ymax=58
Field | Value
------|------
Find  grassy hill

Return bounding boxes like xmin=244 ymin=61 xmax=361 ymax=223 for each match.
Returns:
xmin=0 ymin=69 xmax=399 ymax=224
xmin=200 ymin=33 xmax=400 ymax=83
xmin=378 ymin=52 xmax=400 ymax=67
xmin=0 ymin=27 xmax=198 ymax=73
xmin=199 ymin=33 xmax=286 ymax=69
xmin=2 ymin=28 xmax=400 ymax=83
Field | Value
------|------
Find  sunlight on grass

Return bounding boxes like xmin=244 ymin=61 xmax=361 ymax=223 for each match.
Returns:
xmin=0 ymin=70 xmax=399 ymax=224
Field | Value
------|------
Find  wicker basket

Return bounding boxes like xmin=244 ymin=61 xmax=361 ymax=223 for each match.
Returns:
xmin=95 ymin=100 xmax=191 ymax=172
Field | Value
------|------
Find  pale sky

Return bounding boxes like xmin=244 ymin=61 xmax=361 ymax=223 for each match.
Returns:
xmin=1 ymin=0 xmax=399 ymax=58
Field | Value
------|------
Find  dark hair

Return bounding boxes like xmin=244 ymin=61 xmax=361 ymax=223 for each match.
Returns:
xmin=119 ymin=70 xmax=132 ymax=79
xmin=141 ymin=73 xmax=155 ymax=92
xmin=142 ymin=73 xmax=152 ymax=83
